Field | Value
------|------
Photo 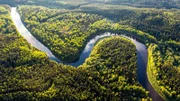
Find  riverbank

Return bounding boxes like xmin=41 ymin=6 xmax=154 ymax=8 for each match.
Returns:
xmin=147 ymin=44 xmax=169 ymax=101
xmin=10 ymin=6 xmax=163 ymax=100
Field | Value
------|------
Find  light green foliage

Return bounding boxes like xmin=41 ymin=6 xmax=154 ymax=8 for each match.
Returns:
xmin=0 ymin=1 xmax=179 ymax=100
xmin=80 ymin=3 xmax=180 ymax=42
xmin=0 ymin=6 xmax=48 ymax=68
xmin=79 ymin=36 xmax=151 ymax=101
xmin=0 ymin=35 xmax=48 ymax=68
xmin=147 ymin=44 xmax=180 ymax=101
xmin=81 ymin=36 xmax=138 ymax=85
xmin=18 ymin=5 xmax=157 ymax=62
xmin=0 ymin=5 xmax=151 ymax=101
xmin=0 ymin=6 xmax=16 ymax=35
xmin=17 ymin=5 xmax=180 ymax=100
xmin=18 ymin=5 xmax=105 ymax=62
xmin=82 ymin=36 xmax=137 ymax=71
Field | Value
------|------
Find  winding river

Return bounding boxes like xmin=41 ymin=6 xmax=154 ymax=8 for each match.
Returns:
xmin=11 ymin=7 xmax=164 ymax=101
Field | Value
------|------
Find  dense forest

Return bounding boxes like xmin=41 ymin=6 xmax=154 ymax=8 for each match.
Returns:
xmin=147 ymin=44 xmax=180 ymax=101
xmin=0 ymin=0 xmax=180 ymax=100
xmin=18 ymin=5 xmax=157 ymax=62
xmin=79 ymin=3 xmax=180 ymax=42
xmin=0 ymin=5 xmax=152 ymax=101
xmin=17 ymin=4 xmax=180 ymax=101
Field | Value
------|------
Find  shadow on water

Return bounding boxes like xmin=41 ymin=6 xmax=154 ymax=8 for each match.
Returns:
xmin=137 ymin=51 xmax=147 ymax=88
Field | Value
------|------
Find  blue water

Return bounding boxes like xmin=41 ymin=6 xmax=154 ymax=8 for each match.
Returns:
xmin=11 ymin=7 xmax=163 ymax=101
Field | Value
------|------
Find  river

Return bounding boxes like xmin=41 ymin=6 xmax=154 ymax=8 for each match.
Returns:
xmin=11 ymin=7 xmax=164 ymax=101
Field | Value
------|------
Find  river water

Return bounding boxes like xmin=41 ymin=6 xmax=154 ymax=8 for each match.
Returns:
xmin=11 ymin=7 xmax=60 ymax=62
xmin=11 ymin=7 xmax=164 ymax=101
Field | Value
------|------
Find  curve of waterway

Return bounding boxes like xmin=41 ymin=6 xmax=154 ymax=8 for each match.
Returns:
xmin=11 ymin=7 xmax=163 ymax=101
xmin=11 ymin=7 xmax=61 ymax=62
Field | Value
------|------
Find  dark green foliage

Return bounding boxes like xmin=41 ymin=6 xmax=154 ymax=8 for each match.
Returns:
xmin=80 ymin=4 xmax=180 ymax=42
xmin=0 ymin=35 xmax=48 ymax=68
xmin=158 ymin=64 xmax=180 ymax=101
xmin=0 ymin=1 xmax=179 ymax=100
xmin=0 ymin=5 xmax=151 ymax=101
xmin=80 ymin=37 xmax=149 ymax=100
xmin=0 ymin=36 xmax=151 ymax=101
xmin=0 ymin=6 xmax=48 ymax=68
xmin=81 ymin=36 xmax=138 ymax=84
xmin=147 ymin=44 xmax=180 ymax=100
xmin=17 ymin=5 xmax=180 ymax=101
xmin=119 ymin=10 xmax=180 ymax=42
xmin=18 ymin=5 xmax=157 ymax=63
xmin=0 ymin=6 xmax=15 ymax=34
xmin=82 ymin=36 xmax=137 ymax=70
xmin=104 ymin=0 xmax=180 ymax=9
xmin=18 ymin=6 xmax=104 ymax=62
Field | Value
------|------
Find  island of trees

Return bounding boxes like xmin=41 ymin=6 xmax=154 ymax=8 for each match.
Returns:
xmin=0 ymin=0 xmax=180 ymax=100
xmin=0 ymin=5 xmax=151 ymax=101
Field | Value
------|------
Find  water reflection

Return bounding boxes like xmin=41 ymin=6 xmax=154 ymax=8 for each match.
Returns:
xmin=11 ymin=7 xmax=60 ymax=62
xmin=11 ymin=7 xmax=164 ymax=101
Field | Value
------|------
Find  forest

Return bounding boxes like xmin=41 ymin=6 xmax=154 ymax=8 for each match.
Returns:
xmin=17 ymin=5 xmax=157 ymax=62
xmin=0 ymin=5 xmax=151 ymax=101
xmin=17 ymin=4 xmax=180 ymax=101
xmin=0 ymin=0 xmax=180 ymax=101
xmin=80 ymin=3 xmax=180 ymax=42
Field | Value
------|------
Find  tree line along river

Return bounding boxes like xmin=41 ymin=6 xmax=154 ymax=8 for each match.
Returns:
xmin=11 ymin=7 xmax=164 ymax=101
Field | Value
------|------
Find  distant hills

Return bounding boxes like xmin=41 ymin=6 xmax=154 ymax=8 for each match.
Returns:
xmin=0 ymin=0 xmax=179 ymax=9
xmin=104 ymin=0 xmax=180 ymax=9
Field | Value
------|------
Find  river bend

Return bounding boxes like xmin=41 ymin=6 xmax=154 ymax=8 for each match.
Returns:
xmin=11 ymin=7 xmax=163 ymax=101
